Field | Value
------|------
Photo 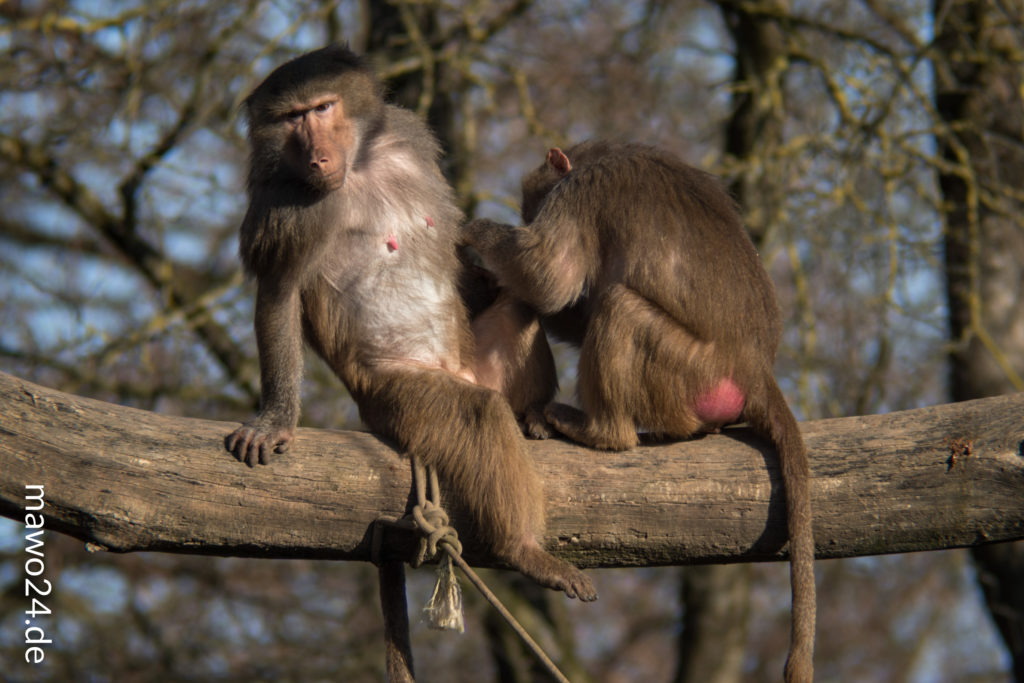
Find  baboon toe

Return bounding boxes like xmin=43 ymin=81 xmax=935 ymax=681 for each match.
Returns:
xmin=516 ymin=546 xmax=598 ymax=602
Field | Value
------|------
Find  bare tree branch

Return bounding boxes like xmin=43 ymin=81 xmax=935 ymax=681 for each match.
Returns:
xmin=0 ymin=132 xmax=256 ymax=397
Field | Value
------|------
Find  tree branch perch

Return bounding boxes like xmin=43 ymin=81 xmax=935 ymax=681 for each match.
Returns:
xmin=1 ymin=370 xmax=1022 ymax=569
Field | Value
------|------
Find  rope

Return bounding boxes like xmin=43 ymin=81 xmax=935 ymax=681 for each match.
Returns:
xmin=441 ymin=545 xmax=571 ymax=683
xmin=408 ymin=461 xmax=462 ymax=565
xmin=375 ymin=455 xmax=572 ymax=683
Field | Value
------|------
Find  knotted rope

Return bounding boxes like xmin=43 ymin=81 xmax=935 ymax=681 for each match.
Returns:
xmin=407 ymin=460 xmax=464 ymax=632
xmin=373 ymin=454 xmax=571 ymax=683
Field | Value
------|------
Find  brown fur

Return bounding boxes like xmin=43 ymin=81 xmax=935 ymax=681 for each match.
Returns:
xmin=459 ymin=250 xmax=558 ymax=438
xmin=464 ymin=140 xmax=815 ymax=682
xmin=471 ymin=291 xmax=557 ymax=439
xmin=224 ymin=45 xmax=595 ymax=603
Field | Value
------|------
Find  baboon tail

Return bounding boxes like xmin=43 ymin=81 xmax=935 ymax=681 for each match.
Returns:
xmin=747 ymin=380 xmax=816 ymax=683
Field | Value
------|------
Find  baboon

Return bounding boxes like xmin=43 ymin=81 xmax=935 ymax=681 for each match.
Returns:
xmin=464 ymin=140 xmax=815 ymax=682
xmin=224 ymin=46 xmax=595 ymax=607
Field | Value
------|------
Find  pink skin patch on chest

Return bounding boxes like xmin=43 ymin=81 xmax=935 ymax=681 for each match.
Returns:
xmin=693 ymin=378 xmax=745 ymax=425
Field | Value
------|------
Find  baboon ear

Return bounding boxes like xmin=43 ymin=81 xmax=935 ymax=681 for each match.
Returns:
xmin=547 ymin=147 xmax=571 ymax=175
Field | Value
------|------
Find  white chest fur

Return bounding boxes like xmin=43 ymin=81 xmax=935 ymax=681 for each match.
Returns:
xmin=314 ymin=149 xmax=460 ymax=367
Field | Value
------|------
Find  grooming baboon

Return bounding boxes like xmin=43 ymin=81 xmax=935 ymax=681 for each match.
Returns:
xmin=464 ymin=140 xmax=815 ymax=682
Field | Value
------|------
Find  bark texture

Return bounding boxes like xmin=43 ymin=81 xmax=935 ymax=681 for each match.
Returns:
xmin=1 ymin=371 xmax=1022 ymax=568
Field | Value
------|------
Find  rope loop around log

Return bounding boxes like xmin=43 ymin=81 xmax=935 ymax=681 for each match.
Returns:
xmin=408 ymin=459 xmax=462 ymax=566
xmin=372 ymin=454 xmax=572 ymax=683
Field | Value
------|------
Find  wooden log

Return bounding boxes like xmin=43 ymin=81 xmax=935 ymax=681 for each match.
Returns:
xmin=1 ymin=370 xmax=1022 ymax=568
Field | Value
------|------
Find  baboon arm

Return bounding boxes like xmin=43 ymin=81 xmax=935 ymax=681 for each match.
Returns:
xmin=465 ymin=218 xmax=589 ymax=315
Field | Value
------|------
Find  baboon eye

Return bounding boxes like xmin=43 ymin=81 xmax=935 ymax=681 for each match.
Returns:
xmin=314 ymin=101 xmax=334 ymax=113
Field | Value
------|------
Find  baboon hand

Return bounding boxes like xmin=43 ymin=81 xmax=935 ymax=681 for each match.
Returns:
xmin=225 ymin=418 xmax=294 ymax=467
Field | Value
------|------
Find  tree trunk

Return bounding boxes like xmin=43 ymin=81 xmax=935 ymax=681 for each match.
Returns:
xmin=933 ymin=1 xmax=1024 ymax=679
xmin=675 ymin=564 xmax=752 ymax=683
xmin=719 ymin=0 xmax=791 ymax=250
